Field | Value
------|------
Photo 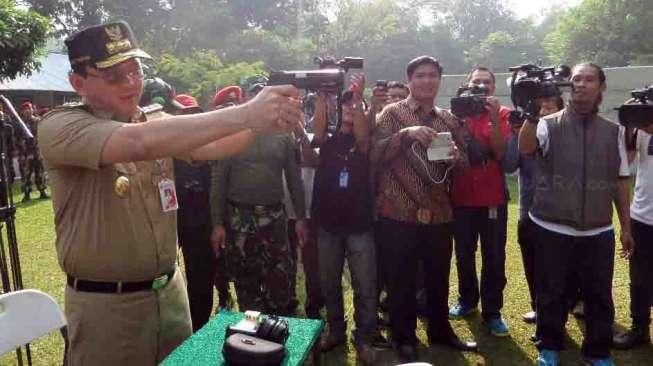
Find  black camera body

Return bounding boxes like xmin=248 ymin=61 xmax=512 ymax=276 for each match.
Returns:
xmin=314 ymin=56 xmax=364 ymax=72
xmin=226 ymin=314 xmax=289 ymax=345
xmin=615 ymin=85 xmax=653 ymax=129
xmin=508 ymin=64 xmax=573 ymax=123
xmin=451 ymin=85 xmax=489 ymax=118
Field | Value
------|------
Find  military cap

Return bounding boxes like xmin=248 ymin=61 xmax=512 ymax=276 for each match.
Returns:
xmin=213 ymin=86 xmax=243 ymax=107
xmin=65 ymin=20 xmax=151 ymax=69
xmin=172 ymin=94 xmax=202 ymax=113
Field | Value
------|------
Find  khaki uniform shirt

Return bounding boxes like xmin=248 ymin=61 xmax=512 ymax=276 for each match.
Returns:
xmin=40 ymin=105 xmax=177 ymax=281
xmin=39 ymin=104 xmax=191 ymax=365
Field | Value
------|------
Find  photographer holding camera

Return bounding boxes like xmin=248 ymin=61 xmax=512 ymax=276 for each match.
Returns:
xmin=311 ymin=74 xmax=378 ymax=365
xmin=503 ymin=91 xmax=563 ymax=328
xmin=519 ymin=63 xmax=633 ymax=366
xmin=372 ymin=56 xmax=476 ymax=362
xmin=613 ymin=95 xmax=653 ymax=350
xmin=448 ymin=67 xmax=512 ymax=337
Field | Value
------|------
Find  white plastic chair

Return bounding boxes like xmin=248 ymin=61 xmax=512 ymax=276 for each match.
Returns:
xmin=0 ymin=289 xmax=67 ymax=356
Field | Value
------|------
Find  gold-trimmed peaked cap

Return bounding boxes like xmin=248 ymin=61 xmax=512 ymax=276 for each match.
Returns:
xmin=65 ymin=20 xmax=151 ymax=70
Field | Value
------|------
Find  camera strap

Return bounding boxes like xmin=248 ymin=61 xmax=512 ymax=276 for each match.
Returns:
xmin=460 ymin=122 xmax=492 ymax=166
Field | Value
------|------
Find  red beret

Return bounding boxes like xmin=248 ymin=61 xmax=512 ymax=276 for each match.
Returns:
xmin=20 ymin=101 xmax=33 ymax=110
xmin=173 ymin=94 xmax=200 ymax=110
xmin=213 ymin=86 xmax=243 ymax=107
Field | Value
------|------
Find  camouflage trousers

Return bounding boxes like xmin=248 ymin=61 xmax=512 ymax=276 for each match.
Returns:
xmin=225 ymin=203 xmax=296 ymax=316
xmin=18 ymin=152 xmax=46 ymax=193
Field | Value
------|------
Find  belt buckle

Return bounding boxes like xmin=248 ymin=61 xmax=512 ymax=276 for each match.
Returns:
xmin=152 ymin=274 xmax=170 ymax=290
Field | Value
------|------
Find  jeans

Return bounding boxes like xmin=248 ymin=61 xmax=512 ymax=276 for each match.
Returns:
xmin=376 ymin=218 xmax=455 ymax=345
xmin=317 ymin=227 xmax=377 ymax=345
xmin=533 ymin=224 xmax=615 ymax=358
xmin=629 ymin=218 xmax=653 ymax=327
xmin=453 ymin=205 xmax=508 ymax=320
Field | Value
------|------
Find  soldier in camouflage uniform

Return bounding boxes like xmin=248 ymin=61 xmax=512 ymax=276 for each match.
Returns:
xmin=0 ymin=104 xmax=16 ymax=188
xmin=222 ymin=203 xmax=296 ymax=313
xmin=18 ymin=101 xmax=48 ymax=201
xmin=210 ymin=92 xmax=308 ymax=315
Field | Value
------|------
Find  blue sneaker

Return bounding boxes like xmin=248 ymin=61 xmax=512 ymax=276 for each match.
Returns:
xmin=582 ymin=357 xmax=615 ymax=366
xmin=448 ymin=303 xmax=476 ymax=320
xmin=536 ymin=349 xmax=559 ymax=366
xmin=483 ymin=317 xmax=510 ymax=337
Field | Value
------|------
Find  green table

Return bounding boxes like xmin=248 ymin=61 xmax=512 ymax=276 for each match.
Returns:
xmin=161 ymin=310 xmax=324 ymax=366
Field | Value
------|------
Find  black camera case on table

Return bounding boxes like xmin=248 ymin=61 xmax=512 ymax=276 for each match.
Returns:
xmin=222 ymin=334 xmax=285 ymax=366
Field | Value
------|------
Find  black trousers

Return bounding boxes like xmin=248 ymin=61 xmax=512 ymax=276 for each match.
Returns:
xmin=376 ymin=218 xmax=455 ymax=345
xmin=533 ymin=224 xmax=615 ymax=358
xmin=179 ymin=223 xmax=216 ymax=332
xmin=629 ymin=218 xmax=653 ymax=327
xmin=288 ymin=218 xmax=324 ymax=318
xmin=519 ymin=216 xmax=582 ymax=315
xmin=518 ymin=216 xmax=537 ymax=311
xmin=453 ymin=205 xmax=508 ymax=320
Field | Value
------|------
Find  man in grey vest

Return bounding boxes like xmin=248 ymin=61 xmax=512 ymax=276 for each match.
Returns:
xmin=518 ymin=63 xmax=633 ymax=366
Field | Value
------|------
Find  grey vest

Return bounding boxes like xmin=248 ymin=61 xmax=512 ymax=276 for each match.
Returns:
xmin=530 ymin=108 xmax=621 ymax=230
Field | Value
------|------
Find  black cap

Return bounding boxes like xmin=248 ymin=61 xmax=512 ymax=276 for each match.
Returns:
xmin=65 ymin=20 xmax=151 ymax=70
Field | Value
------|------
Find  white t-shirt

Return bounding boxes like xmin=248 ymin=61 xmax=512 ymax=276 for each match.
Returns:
xmin=529 ymin=119 xmax=630 ymax=237
xmin=630 ymin=130 xmax=653 ymax=226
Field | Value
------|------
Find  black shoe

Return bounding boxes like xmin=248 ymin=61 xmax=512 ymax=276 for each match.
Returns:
xmin=430 ymin=334 xmax=478 ymax=352
xmin=371 ymin=331 xmax=392 ymax=349
xmin=39 ymin=190 xmax=49 ymax=199
xmin=396 ymin=343 xmax=417 ymax=362
xmin=571 ymin=301 xmax=585 ymax=319
xmin=523 ymin=311 xmax=536 ymax=324
xmin=613 ymin=326 xmax=650 ymax=350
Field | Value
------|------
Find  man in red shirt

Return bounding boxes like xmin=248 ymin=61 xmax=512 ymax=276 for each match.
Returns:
xmin=448 ymin=67 xmax=512 ymax=337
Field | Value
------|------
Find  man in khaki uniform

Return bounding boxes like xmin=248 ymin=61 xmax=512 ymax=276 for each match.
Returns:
xmin=38 ymin=21 xmax=301 ymax=365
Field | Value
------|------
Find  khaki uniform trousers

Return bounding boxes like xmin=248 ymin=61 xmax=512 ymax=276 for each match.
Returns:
xmin=65 ymin=268 xmax=192 ymax=365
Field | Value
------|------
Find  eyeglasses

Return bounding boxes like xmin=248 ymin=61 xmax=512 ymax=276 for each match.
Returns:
xmin=86 ymin=64 xmax=144 ymax=85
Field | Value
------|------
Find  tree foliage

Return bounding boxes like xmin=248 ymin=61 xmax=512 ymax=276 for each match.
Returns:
xmin=0 ymin=0 xmax=51 ymax=80
xmin=20 ymin=0 xmax=653 ymax=96
xmin=544 ymin=0 xmax=653 ymax=66
xmin=155 ymin=50 xmax=266 ymax=105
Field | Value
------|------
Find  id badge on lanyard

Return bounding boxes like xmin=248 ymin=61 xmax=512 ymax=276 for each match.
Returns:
xmin=154 ymin=160 xmax=178 ymax=212
xmin=158 ymin=178 xmax=179 ymax=212
xmin=339 ymin=168 xmax=349 ymax=188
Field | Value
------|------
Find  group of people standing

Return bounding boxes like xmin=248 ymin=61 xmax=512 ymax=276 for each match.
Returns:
xmin=35 ymin=19 xmax=652 ymax=366
xmin=0 ymin=100 xmax=49 ymax=201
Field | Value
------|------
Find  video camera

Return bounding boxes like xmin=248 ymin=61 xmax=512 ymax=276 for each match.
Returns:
xmin=267 ymin=57 xmax=363 ymax=91
xmin=450 ymin=85 xmax=490 ymax=118
xmin=314 ymin=56 xmax=364 ymax=71
xmin=507 ymin=64 xmax=573 ymax=125
xmin=267 ymin=56 xmax=364 ymax=129
xmin=615 ymin=85 xmax=653 ymax=129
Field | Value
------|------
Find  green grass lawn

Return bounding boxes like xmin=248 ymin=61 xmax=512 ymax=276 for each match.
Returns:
xmin=2 ymin=177 xmax=653 ymax=365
